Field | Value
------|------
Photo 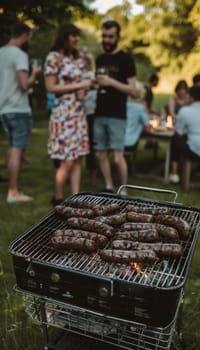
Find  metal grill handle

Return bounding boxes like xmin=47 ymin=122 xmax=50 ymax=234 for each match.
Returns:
xmin=117 ymin=185 xmax=178 ymax=202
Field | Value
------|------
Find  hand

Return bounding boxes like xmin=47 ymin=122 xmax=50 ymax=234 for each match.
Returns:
xmin=33 ymin=66 xmax=42 ymax=76
xmin=82 ymin=79 xmax=92 ymax=89
xmin=76 ymin=89 xmax=85 ymax=101
xmin=96 ymin=74 xmax=110 ymax=87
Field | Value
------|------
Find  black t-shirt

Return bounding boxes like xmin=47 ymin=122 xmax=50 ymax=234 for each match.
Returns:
xmin=95 ymin=50 xmax=136 ymax=119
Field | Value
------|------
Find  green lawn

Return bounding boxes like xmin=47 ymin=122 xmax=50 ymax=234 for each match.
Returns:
xmin=0 ymin=101 xmax=200 ymax=349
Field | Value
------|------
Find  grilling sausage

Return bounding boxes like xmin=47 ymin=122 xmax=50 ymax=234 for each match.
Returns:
xmin=100 ymin=249 xmax=159 ymax=263
xmin=65 ymin=199 xmax=96 ymax=209
xmin=51 ymin=235 xmax=97 ymax=252
xmin=67 ymin=217 xmax=115 ymax=238
xmin=60 ymin=206 xmax=94 ymax=218
xmin=153 ymin=215 xmax=191 ymax=237
xmin=126 ymin=212 xmax=153 ymax=223
xmin=125 ymin=204 xmax=172 ymax=215
xmin=114 ymin=229 xmax=159 ymax=242
xmin=92 ymin=203 xmax=120 ymax=216
xmin=96 ymin=213 xmax=127 ymax=226
xmin=52 ymin=228 xmax=108 ymax=248
xmin=120 ymin=223 xmax=179 ymax=240
xmin=111 ymin=241 xmax=183 ymax=256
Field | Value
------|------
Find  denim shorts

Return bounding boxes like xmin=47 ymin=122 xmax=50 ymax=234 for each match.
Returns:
xmin=93 ymin=117 xmax=126 ymax=151
xmin=0 ymin=113 xmax=32 ymax=149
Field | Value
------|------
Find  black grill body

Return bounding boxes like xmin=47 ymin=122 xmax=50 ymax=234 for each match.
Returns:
xmin=9 ymin=192 xmax=200 ymax=328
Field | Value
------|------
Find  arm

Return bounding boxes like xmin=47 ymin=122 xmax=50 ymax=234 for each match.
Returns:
xmin=45 ymin=75 xmax=92 ymax=94
xmin=97 ymin=75 xmax=136 ymax=96
xmin=17 ymin=67 xmax=41 ymax=92
xmin=168 ymin=96 xmax=176 ymax=119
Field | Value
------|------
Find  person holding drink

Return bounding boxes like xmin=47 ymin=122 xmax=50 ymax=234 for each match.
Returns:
xmin=44 ymin=23 xmax=93 ymax=205
xmin=94 ymin=20 xmax=136 ymax=195
xmin=0 ymin=21 xmax=42 ymax=203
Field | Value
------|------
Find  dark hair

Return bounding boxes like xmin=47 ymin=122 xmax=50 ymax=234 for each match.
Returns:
xmin=193 ymin=74 xmax=200 ymax=85
xmin=102 ymin=20 xmax=121 ymax=36
xmin=175 ymin=79 xmax=188 ymax=93
xmin=10 ymin=21 xmax=31 ymax=38
xmin=51 ymin=23 xmax=80 ymax=56
xmin=189 ymin=86 xmax=200 ymax=101
xmin=148 ymin=73 xmax=159 ymax=84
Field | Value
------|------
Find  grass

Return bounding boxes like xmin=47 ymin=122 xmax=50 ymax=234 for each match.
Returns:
xmin=0 ymin=97 xmax=200 ymax=349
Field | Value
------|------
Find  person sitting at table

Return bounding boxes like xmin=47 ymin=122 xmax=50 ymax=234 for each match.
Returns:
xmin=192 ymin=73 xmax=200 ymax=87
xmin=124 ymin=81 xmax=150 ymax=175
xmin=167 ymin=79 xmax=189 ymax=122
xmin=169 ymin=85 xmax=200 ymax=184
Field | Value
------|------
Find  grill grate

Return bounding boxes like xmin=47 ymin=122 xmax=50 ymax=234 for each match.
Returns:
xmin=9 ymin=192 xmax=200 ymax=289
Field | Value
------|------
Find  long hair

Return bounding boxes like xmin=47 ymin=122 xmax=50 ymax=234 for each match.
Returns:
xmin=51 ymin=23 xmax=80 ymax=57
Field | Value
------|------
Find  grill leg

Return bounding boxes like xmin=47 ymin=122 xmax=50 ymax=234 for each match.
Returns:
xmin=171 ymin=297 xmax=186 ymax=350
xmin=40 ymin=301 xmax=50 ymax=350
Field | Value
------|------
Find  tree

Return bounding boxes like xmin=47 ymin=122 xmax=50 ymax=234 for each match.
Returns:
xmin=0 ymin=0 xmax=95 ymax=45
xmin=131 ymin=0 xmax=199 ymax=71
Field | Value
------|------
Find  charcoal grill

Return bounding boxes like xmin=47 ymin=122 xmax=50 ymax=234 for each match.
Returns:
xmin=8 ymin=185 xmax=200 ymax=349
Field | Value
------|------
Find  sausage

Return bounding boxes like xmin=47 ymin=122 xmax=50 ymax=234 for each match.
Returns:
xmin=126 ymin=212 xmax=153 ymax=223
xmin=153 ymin=215 xmax=191 ymax=237
xmin=120 ymin=223 xmax=179 ymax=240
xmin=125 ymin=204 xmax=172 ymax=215
xmin=51 ymin=235 xmax=97 ymax=252
xmin=65 ymin=199 xmax=96 ymax=209
xmin=62 ymin=207 xmax=94 ymax=218
xmin=67 ymin=217 xmax=115 ymax=238
xmin=53 ymin=228 xmax=108 ymax=248
xmin=100 ymin=249 xmax=159 ymax=263
xmin=54 ymin=205 xmax=65 ymax=216
xmin=111 ymin=241 xmax=183 ymax=256
xmin=92 ymin=203 xmax=120 ymax=216
xmin=96 ymin=213 xmax=127 ymax=226
xmin=114 ymin=229 xmax=159 ymax=242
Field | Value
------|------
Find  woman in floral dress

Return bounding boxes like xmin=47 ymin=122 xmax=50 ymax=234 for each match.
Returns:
xmin=44 ymin=23 xmax=92 ymax=205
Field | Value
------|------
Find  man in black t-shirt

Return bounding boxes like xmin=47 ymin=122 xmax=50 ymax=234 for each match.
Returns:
xmin=94 ymin=20 xmax=136 ymax=195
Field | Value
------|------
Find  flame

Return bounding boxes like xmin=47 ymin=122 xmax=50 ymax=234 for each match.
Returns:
xmin=165 ymin=115 xmax=173 ymax=128
xmin=149 ymin=118 xmax=159 ymax=129
xmin=130 ymin=262 xmax=148 ymax=278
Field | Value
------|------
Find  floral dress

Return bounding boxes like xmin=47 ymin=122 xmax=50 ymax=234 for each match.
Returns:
xmin=44 ymin=51 xmax=89 ymax=160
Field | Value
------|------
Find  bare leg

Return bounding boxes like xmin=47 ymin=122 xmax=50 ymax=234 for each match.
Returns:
xmin=95 ymin=151 xmax=114 ymax=189
xmin=113 ymin=150 xmax=128 ymax=186
xmin=7 ymin=147 xmax=23 ymax=197
xmin=69 ymin=158 xmax=81 ymax=194
xmin=171 ymin=160 xmax=178 ymax=174
xmin=54 ymin=159 xmax=73 ymax=199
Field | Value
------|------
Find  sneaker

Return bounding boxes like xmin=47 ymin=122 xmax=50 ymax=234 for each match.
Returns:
xmin=101 ymin=188 xmax=115 ymax=194
xmin=51 ymin=197 xmax=64 ymax=206
xmin=120 ymin=190 xmax=128 ymax=197
xmin=169 ymin=174 xmax=180 ymax=184
xmin=6 ymin=192 xmax=33 ymax=203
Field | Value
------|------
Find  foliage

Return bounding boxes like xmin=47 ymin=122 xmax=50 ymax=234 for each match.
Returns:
xmin=0 ymin=0 xmax=95 ymax=45
xmin=133 ymin=0 xmax=200 ymax=81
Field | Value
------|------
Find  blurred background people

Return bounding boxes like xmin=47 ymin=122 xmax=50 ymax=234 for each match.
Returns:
xmin=169 ymin=86 xmax=200 ymax=184
xmin=79 ymin=47 xmax=98 ymax=186
xmin=0 ymin=21 xmax=41 ymax=203
xmin=44 ymin=23 xmax=92 ymax=206
xmin=143 ymin=73 xmax=159 ymax=114
xmin=143 ymin=73 xmax=159 ymax=152
xmin=94 ymin=20 xmax=136 ymax=195
xmin=124 ymin=81 xmax=150 ymax=175
xmin=192 ymin=74 xmax=200 ymax=87
xmin=167 ymin=79 xmax=189 ymax=122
